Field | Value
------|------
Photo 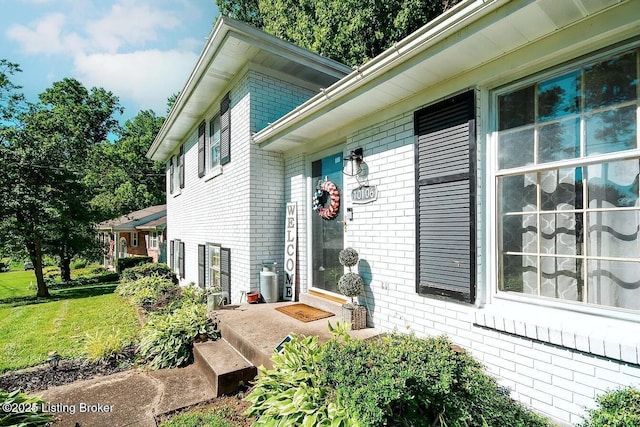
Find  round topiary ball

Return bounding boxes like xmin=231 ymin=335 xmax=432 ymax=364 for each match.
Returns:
xmin=338 ymin=247 xmax=359 ymax=268
xmin=338 ymin=272 xmax=364 ymax=299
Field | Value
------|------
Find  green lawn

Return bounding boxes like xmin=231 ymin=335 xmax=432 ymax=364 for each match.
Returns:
xmin=0 ymin=271 xmax=139 ymax=373
xmin=0 ymin=270 xmax=37 ymax=300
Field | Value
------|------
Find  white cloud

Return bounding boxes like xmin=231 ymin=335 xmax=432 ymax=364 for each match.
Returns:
xmin=74 ymin=49 xmax=197 ymax=114
xmin=6 ymin=13 xmax=86 ymax=56
xmin=86 ymin=0 xmax=181 ymax=53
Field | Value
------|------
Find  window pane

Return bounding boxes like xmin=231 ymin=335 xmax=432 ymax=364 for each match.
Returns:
xmin=502 ymin=213 xmax=537 ymax=253
xmin=587 ymin=160 xmax=640 ymax=208
xmin=588 ymin=259 xmax=640 ymax=310
xmin=498 ymin=128 xmax=534 ymax=169
xmin=500 ymin=254 xmax=537 ymax=294
xmin=585 ymin=105 xmax=637 ymax=155
xmin=541 ymin=212 xmax=582 ymax=256
xmin=538 ymin=118 xmax=580 ymax=163
xmin=538 ymin=71 xmax=581 ymax=121
xmin=499 ymin=174 xmax=537 ymax=213
xmin=541 ymin=256 xmax=583 ymax=301
xmin=210 ymin=115 xmax=221 ymax=168
xmin=540 ymin=168 xmax=582 ymax=211
xmin=588 ymin=210 xmax=640 ymax=259
xmin=499 ymin=85 xmax=535 ymax=130
xmin=584 ymin=51 xmax=637 ymax=111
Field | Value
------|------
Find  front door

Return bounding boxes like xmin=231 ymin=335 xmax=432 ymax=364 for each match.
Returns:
xmin=311 ymin=152 xmax=344 ymax=293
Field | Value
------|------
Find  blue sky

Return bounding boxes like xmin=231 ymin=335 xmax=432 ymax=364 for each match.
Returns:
xmin=1 ymin=0 xmax=219 ymax=122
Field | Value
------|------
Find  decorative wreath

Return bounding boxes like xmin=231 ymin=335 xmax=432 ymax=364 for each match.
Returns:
xmin=312 ymin=179 xmax=340 ymax=220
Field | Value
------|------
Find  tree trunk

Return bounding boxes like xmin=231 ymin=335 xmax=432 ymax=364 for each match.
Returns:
xmin=26 ymin=237 xmax=50 ymax=297
xmin=59 ymin=251 xmax=72 ymax=282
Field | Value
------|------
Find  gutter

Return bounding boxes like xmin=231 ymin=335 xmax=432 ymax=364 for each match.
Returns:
xmin=253 ymin=0 xmax=503 ymax=147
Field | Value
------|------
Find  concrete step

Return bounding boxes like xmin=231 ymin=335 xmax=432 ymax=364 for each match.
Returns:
xmin=299 ymin=291 xmax=346 ymax=317
xmin=218 ymin=318 xmax=274 ymax=370
xmin=193 ymin=339 xmax=257 ymax=397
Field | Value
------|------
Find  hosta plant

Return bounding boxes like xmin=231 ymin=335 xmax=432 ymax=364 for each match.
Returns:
xmin=0 ymin=389 xmax=53 ymax=427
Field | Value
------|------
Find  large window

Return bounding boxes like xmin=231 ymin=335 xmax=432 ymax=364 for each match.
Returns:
xmin=495 ymin=46 xmax=639 ymax=311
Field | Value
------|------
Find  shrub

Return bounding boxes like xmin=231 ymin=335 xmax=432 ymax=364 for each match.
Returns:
xmin=338 ymin=272 xmax=364 ymax=302
xmin=116 ymin=256 xmax=153 ymax=273
xmin=580 ymin=386 xmax=640 ymax=427
xmin=0 ymin=389 xmax=53 ymax=426
xmin=116 ymin=275 xmax=178 ymax=309
xmin=318 ymin=333 xmax=549 ymax=427
xmin=85 ymin=329 xmax=135 ymax=362
xmin=338 ymin=247 xmax=359 ymax=268
xmin=121 ymin=262 xmax=177 ymax=285
xmin=70 ymin=257 xmax=88 ymax=269
xmin=245 ymin=328 xmax=356 ymax=426
xmin=41 ymin=254 xmax=58 ymax=267
xmin=139 ymin=302 xmax=219 ymax=369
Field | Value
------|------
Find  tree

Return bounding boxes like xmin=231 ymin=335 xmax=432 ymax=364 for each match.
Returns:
xmin=1 ymin=76 xmax=122 ymax=294
xmin=215 ymin=0 xmax=461 ymax=67
xmin=85 ymin=110 xmax=165 ymax=221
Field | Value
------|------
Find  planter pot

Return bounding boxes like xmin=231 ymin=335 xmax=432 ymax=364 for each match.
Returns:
xmin=342 ymin=305 xmax=367 ymax=330
xmin=207 ymin=293 xmax=224 ymax=311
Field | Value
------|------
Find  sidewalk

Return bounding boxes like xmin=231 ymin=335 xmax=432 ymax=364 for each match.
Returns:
xmin=37 ymin=364 xmax=214 ymax=427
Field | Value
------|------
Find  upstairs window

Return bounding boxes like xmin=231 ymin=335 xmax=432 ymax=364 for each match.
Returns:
xmin=494 ymin=46 xmax=640 ymax=312
xmin=209 ymin=114 xmax=221 ymax=169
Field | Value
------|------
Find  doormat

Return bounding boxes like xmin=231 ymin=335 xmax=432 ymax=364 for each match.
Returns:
xmin=275 ymin=303 xmax=334 ymax=323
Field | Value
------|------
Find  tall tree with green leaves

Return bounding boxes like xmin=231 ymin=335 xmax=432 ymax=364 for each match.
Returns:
xmin=86 ymin=109 xmax=165 ymax=221
xmin=215 ymin=0 xmax=460 ymax=67
xmin=1 ymin=75 xmax=122 ymax=294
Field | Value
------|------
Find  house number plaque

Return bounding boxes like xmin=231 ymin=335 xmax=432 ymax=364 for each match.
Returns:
xmin=351 ymin=185 xmax=378 ymax=204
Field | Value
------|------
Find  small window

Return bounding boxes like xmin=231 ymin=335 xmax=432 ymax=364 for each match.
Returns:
xmin=209 ymin=114 xmax=221 ymax=170
xmin=149 ymin=231 xmax=158 ymax=249
xmin=208 ymin=244 xmax=221 ymax=289
xmin=131 ymin=232 xmax=139 ymax=247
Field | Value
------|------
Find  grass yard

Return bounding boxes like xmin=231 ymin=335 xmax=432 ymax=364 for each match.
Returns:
xmin=0 ymin=271 xmax=139 ymax=373
xmin=0 ymin=270 xmax=38 ymax=300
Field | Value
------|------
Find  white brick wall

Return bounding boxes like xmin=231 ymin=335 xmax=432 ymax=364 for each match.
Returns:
xmin=167 ymin=69 xmax=320 ymax=302
xmin=284 ymin=106 xmax=640 ymax=425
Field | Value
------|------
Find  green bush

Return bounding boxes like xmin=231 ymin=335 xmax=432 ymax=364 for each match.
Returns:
xmin=42 ymin=254 xmax=58 ymax=267
xmin=115 ymin=256 xmax=153 ymax=273
xmin=245 ymin=327 xmax=548 ymax=427
xmin=139 ymin=302 xmax=220 ymax=369
xmin=85 ymin=329 xmax=136 ymax=362
xmin=580 ymin=386 xmax=640 ymax=427
xmin=120 ymin=262 xmax=177 ymax=285
xmin=116 ymin=275 xmax=178 ymax=309
xmin=0 ymin=389 xmax=53 ymax=426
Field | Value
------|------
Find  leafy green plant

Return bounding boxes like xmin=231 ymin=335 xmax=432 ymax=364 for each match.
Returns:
xmin=120 ymin=262 xmax=177 ymax=285
xmin=70 ymin=257 xmax=88 ymax=269
xmin=319 ymin=333 xmax=549 ymax=427
xmin=0 ymin=389 xmax=53 ymax=426
xmin=245 ymin=333 xmax=357 ymax=426
xmin=115 ymin=256 xmax=153 ymax=273
xmin=116 ymin=275 xmax=177 ymax=309
xmin=85 ymin=329 xmax=135 ymax=362
xmin=139 ymin=302 xmax=219 ymax=369
xmin=579 ymin=386 xmax=640 ymax=427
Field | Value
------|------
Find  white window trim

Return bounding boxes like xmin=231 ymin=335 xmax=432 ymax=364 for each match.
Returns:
xmin=204 ymin=114 xmax=223 ymax=181
xmin=207 ymin=243 xmax=221 ymax=290
xmin=131 ymin=231 xmax=138 ymax=247
xmin=479 ymin=42 xmax=640 ymax=364
xmin=149 ymin=231 xmax=158 ymax=249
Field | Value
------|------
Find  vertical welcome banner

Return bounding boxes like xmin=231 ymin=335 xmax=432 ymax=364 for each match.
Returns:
xmin=283 ymin=202 xmax=297 ymax=301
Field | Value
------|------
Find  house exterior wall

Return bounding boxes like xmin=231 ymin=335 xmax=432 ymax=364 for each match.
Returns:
xmin=281 ymin=20 xmax=640 ymax=426
xmin=166 ymin=69 xmax=325 ymax=302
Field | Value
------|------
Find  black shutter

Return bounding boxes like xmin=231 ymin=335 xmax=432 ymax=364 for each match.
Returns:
xmin=220 ymin=92 xmax=231 ymax=165
xmin=169 ymin=157 xmax=174 ymax=194
xmin=414 ymin=90 xmax=476 ymax=303
xmin=198 ymin=244 xmax=205 ymax=288
xmin=220 ymin=247 xmax=230 ymax=302
xmin=179 ymin=241 xmax=185 ymax=279
xmin=179 ymin=145 xmax=185 ymax=189
xmin=197 ymin=121 xmax=206 ymax=177
xmin=169 ymin=240 xmax=174 ymax=269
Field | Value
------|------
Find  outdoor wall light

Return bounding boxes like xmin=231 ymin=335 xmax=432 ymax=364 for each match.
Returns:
xmin=343 ymin=148 xmax=363 ymax=176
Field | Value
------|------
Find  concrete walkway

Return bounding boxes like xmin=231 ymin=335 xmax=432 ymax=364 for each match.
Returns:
xmin=38 ymin=364 xmax=214 ymax=427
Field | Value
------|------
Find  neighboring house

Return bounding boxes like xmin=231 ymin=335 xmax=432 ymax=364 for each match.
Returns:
xmin=147 ymin=1 xmax=640 ymax=424
xmin=96 ymin=205 xmax=167 ymax=268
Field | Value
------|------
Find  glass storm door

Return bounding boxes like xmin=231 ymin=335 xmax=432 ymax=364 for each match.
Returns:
xmin=311 ymin=152 xmax=344 ymax=293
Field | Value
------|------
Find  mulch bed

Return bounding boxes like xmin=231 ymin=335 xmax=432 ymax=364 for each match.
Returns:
xmin=0 ymin=356 xmax=135 ymax=393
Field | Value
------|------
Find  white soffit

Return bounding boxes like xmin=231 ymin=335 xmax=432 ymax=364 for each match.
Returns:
xmin=255 ymin=0 xmax=633 ymax=152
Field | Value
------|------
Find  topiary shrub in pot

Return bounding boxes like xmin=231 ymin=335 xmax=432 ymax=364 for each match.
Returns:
xmin=337 ymin=247 xmax=366 ymax=329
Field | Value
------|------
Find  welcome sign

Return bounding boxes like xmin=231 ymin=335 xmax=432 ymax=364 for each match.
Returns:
xmin=283 ymin=202 xmax=297 ymax=301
